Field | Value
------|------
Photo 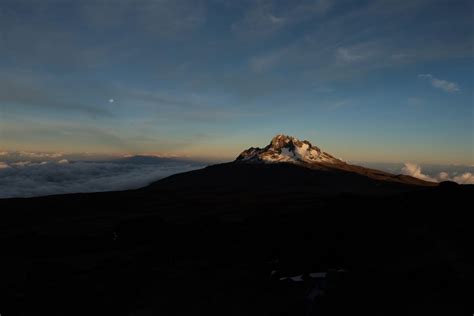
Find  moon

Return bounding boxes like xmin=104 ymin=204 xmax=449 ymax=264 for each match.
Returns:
xmin=109 ymin=99 xmax=114 ymax=103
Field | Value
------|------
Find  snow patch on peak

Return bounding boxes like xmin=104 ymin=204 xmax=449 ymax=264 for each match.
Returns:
xmin=236 ymin=134 xmax=343 ymax=165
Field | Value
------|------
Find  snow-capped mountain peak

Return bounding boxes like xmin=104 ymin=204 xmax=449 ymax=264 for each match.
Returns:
xmin=236 ymin=134 xmax=343 ymax=164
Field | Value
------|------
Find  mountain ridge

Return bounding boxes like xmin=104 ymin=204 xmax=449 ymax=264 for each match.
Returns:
xmin=148 ymin=134 xmax=436 ymax=193
xmin=236 ymin=134 xmax=343 ymax=165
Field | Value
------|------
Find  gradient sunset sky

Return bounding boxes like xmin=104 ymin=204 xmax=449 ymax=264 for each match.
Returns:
xmin=0 ymin=0 xmax=472 ymax=164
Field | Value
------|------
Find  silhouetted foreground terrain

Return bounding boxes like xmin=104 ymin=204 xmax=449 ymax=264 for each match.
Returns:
xmin=0 ymin=163 xmax=473 ymax=315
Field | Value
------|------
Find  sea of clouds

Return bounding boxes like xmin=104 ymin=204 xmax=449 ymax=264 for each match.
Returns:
xmin=360 ymin=161 xmax=474 ymax=185
xmin=400 ymin=162 xmax=474 ymax=184
xmin=0 ymin=152 xmax=204 ymax=198
xmin=1 ymin=151 xmax=472 ymax=199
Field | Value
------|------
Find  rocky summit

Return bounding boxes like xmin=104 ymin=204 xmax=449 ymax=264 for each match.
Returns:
xmin=236 ymin=134 xmax=343 ymax=165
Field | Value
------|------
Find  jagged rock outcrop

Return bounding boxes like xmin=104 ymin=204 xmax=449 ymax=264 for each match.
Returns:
xmin=236 ymin=134 xmax=343 ymax=165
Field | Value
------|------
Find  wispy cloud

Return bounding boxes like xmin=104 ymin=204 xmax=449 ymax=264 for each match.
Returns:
xmin=401 ymin=163 xmax=474 ymax=184
xmin=452 ymin=172 xmax=474 ymax=184
xmin=0 ymin=0 xmax=206 ymax=71
xmin=407 ymin=97 xmax=424 ymax=107
xmin=231 ymin=4 xmax=288 ymax=38
xmin=113 ymin=85 xmax=257 ymax=122
xmin=248 ymin=47 xmax=290 ymax=72
xmin=232 ymin=0 xmax=331 ymax=38
xmin=401 ymin=162 xmax=436 ymax=182
xmin=336 ymin=47 xmax=374 ymax=63
xmin=0 ymin=71 xmax=111 ymax=117
xmin=113 ymin=0 xmax=206 ymax=37
xmin=239 ymin=0 xmax=471 ymax=87
xmin=326 ymin=100 xmax=350 ymax=111
xmin=0 ymin=121 xmax=135 ymax=153
xmin=418 ymin=74 xmax=460 ymax=93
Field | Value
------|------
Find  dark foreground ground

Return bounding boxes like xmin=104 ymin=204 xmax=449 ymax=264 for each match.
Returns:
xmin=0 ymin=166 xmax=473 ymax=315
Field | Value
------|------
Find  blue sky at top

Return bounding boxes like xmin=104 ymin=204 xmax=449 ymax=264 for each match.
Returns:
xmin=0 ymin=0 xmax=472 ymax=164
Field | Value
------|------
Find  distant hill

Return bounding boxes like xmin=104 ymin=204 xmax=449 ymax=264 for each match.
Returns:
xmin=111 ymin=155 xmax=204 ymax=166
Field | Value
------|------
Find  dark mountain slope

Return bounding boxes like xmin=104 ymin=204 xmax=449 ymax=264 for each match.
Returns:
xmin=147 ymin=134 xmax=434 ymax=194
xmin=147 ymin=162 xmax=432 ymax=194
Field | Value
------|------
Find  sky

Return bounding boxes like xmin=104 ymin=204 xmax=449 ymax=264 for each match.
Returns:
xmin=0 ymin=0 xmax=473 ymax=165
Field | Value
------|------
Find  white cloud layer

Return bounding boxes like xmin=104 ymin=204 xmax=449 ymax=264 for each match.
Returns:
xmin=0 ymin=159 xmax=203 ymax=198
xmin=401 ymin=162 xmax=436 ymax=182
xmin=401 ymin=163 xmax=474 ymax=184
xmin=452 ymin=172 xmax=474 ymax=184
xmin=418 ymin=74 xmax=460 ymax=93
